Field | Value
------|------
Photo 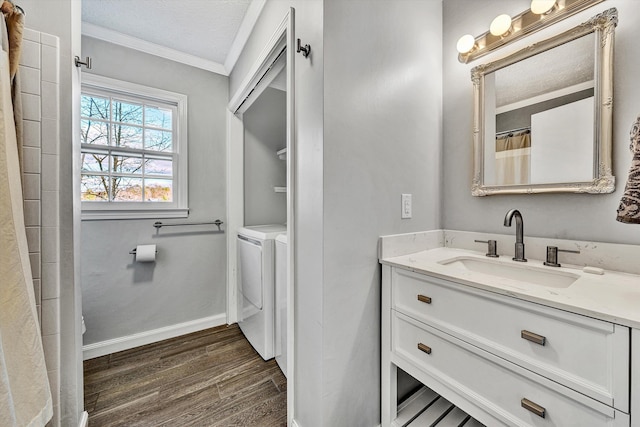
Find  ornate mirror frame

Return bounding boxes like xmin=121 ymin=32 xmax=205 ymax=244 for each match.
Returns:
xmin=471 ymin=8 xmax=617 ymax=196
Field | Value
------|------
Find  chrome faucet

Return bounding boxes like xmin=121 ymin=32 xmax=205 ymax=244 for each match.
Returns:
xmin=504 ymin=209 xmax=527 ymax=262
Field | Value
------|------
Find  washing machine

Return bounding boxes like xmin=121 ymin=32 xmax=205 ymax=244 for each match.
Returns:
xmin=274 ymin=232 xmax=288 ymax=376
xmin=237 ymin=224 xmax=286 ymax=360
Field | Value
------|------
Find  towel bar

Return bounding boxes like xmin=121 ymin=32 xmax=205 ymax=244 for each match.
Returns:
xmin=153 ymin=219 xmax=224 ymax=231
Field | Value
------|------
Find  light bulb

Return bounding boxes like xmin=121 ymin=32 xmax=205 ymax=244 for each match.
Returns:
xmin=490 ymin=14 xmax=512 ymax=37
xmin=530 ymin=0 xmax=556 ymax=15
xmin=456 ymin=34 xmax=476 ymax=54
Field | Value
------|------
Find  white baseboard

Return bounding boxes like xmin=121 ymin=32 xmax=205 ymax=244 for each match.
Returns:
xmin=78 ymin=411 xmax=89 ymax=427
xmin=82 ymin=314 xmax=227 ymax=360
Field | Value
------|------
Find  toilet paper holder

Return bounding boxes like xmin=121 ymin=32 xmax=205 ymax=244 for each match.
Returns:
xmin=129 ymin=247 xmax=158 ymax=255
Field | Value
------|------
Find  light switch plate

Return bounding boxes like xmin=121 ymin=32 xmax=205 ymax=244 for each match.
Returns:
xmin=401 ymin=194 xmax=412 ymax=219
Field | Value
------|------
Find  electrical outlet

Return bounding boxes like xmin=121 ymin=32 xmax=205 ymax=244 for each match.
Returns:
xmin=401 ymin=194 xmax=412 ymax=219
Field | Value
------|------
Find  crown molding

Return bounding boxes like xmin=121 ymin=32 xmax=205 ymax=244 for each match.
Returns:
xmin=224 ymin=0 xmax=266 ymax=73
xmin=82 ymin=22 xmax=229 ymax=76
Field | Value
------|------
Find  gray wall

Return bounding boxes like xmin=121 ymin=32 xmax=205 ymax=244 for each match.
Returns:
xmin=443 ymin=0 xmax=640 ymax=244
xmin=231 ymin=0 xmax=442 ymax=425
xmin=322 ymin=1 xmax=442 ymax=424
xmin=80 ymin=37 xmax=228 ymax=344
xmin=244 ymin=87 xmax=287 ymax=226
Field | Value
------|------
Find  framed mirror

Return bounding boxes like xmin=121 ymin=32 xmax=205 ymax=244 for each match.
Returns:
xmin=471 ymin=8 xmax=617 ymax=196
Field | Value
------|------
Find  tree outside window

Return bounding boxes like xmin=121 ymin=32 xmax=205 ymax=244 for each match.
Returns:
xmin=80 ymin=93 xmax=174 ymax=203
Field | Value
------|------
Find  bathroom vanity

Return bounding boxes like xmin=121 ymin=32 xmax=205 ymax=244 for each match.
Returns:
xmin=380 ymin=231 xmax=640 ymax=427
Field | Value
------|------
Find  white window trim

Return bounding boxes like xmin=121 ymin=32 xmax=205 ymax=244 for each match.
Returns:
xmin=80 ymin=74 xmax=188 ymax=220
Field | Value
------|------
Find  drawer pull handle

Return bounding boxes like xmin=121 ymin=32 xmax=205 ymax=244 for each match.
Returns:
xmin=417 ymin=343 xmax=432 ymax=355
xmin=521 ymin=398 xmax=546 ymax=418
xmin=521 ymin=330 xmax=546 ymax=346
xmin=417 ymin=294 xmax=432 ymax=304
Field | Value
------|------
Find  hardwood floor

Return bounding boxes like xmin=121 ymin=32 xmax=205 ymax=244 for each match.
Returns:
xmin=83 ymin=324 xmax=287 ymax=426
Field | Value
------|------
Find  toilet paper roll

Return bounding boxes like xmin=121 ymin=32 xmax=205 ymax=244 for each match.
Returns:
xmin=135 ymin=244 xmax=157 ymax=262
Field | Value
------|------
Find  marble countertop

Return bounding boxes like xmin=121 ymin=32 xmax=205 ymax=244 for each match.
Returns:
xmin=381 ymin=246 xmax=640 ymax=329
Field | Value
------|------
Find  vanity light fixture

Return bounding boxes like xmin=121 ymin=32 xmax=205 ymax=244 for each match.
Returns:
xmin=490 ymin=14 xmax=513 ymax=37
xmin=456 ymin=34 xmax=476 ymax=55
xmin=457 ymin=0 xmax=605 ymax=63
xmin=531 ymin=0 xmax=557 ymax=15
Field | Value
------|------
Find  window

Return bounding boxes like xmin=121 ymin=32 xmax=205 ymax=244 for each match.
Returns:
xmin=80 ymin=75 xmax=188 ymax=219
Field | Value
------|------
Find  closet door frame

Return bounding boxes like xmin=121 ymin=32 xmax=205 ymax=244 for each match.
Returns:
xmin=226 ymin=8 xmax=296 ymax=425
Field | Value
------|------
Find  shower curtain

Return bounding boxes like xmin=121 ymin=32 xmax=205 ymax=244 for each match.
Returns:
xmin=495 ymin=131 xmax=531 ymax=185
xmin=0 ymin=3 xmax=53 ymax=426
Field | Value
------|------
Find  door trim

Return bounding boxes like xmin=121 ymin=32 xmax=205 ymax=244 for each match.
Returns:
xmin=226 ymin=8 xmax=296 ymax=425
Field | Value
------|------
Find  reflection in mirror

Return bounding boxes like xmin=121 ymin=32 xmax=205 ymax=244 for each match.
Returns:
xmin=471 ymin=8 xmax=617 ymax=196
xmin=487 ymin=34 xmax=595 ymax=186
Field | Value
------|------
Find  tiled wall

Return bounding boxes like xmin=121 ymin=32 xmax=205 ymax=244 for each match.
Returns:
xmin=20 ymin=28 xmax=61 ymax=427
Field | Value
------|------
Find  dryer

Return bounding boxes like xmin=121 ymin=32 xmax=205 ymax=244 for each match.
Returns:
xmin=237 ymin=224 xmax=286 ymax=360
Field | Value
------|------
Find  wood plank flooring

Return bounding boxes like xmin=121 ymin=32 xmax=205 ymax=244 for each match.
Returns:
xmin=83 ymin=324 xmax=287 ymax=427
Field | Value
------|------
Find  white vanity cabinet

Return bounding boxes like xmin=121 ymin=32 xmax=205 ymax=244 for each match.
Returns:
xmin=381 ymin=265 xmax=632 ymax=427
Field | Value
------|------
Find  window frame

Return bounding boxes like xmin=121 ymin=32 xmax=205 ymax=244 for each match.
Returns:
xmin=80 ymin=74 xmax=188 ymax=220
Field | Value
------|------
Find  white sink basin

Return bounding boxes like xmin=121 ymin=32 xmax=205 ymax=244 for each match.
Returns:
xmin=438 ymin=256 xmax=579 ymax=288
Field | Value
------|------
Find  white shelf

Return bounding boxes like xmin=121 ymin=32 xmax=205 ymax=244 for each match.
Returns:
xmin=276 ymin=147 xmax=287 ymax=160
xmin=394 ymin=386 xmax=483 ymax=427
xmin=274 ymin=186 xmax=287 ymax=193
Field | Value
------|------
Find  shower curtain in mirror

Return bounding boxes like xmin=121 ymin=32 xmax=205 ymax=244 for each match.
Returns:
xmin=0 ymin=3 xmax=53 ymax=426
xmin=495 ymin=130 xmax=531 ymax=185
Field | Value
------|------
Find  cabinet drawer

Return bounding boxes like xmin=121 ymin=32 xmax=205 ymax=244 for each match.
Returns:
xmin=392 ymin=312 xmax=629 ymax=427
xmin=392 ymin=269 xmax=629 ymax=410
